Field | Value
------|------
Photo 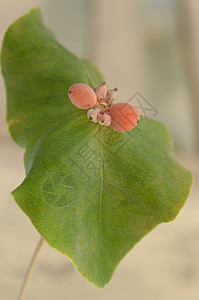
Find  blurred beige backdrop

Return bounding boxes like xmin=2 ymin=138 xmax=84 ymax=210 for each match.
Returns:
xmin=0 ymin=0 xmax=199 ymax=299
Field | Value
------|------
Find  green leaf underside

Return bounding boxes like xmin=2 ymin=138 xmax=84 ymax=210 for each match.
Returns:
xmin=1 ymin=8 xmax=193 ymax=288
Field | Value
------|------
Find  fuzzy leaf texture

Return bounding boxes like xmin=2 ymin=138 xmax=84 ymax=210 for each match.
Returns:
xmin=1 ymin=8 xmax=193 ymax=288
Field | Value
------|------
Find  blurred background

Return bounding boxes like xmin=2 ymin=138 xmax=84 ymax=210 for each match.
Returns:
xmin=0 ymin=0 xmax=199 ymax=299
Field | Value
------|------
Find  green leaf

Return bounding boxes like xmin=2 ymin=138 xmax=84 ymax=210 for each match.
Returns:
xmin=1 ymin=8 xmax=193 ymax=288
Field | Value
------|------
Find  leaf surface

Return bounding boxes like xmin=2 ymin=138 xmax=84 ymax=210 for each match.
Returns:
xmin=1 ymin=8 xmax=193 ymax=287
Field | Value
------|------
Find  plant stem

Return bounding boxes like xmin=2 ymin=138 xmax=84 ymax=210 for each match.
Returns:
xmin=17 ymin=237 xmax=44 ymax=300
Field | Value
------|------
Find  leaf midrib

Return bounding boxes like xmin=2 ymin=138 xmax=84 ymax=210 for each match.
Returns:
xmin=99 ymin=126 xmax=104 ymax=251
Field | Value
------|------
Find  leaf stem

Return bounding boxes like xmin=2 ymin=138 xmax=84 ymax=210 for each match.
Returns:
xmin=17 ymin=237 xmax=44 ymax=300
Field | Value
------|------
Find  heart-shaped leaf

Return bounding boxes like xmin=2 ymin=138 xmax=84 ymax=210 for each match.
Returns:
xmin=1 ymin=8 xmax=193 ymax=288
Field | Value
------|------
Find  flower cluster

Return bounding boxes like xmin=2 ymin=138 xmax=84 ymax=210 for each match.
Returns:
xmin=68 ymin=82 xmax=140 ymax=132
